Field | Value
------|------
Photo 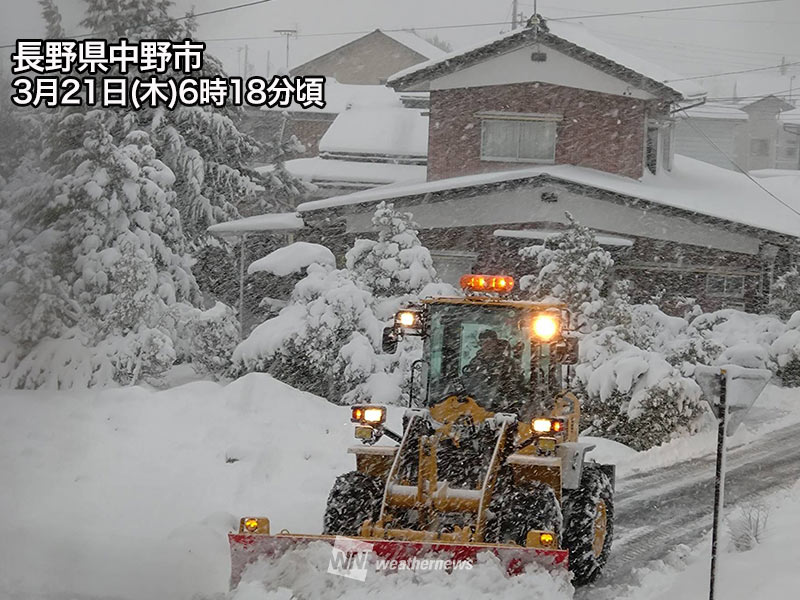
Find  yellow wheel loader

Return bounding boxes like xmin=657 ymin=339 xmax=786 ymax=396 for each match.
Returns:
xmin=230 ymin=274 xmax=614 ymax=586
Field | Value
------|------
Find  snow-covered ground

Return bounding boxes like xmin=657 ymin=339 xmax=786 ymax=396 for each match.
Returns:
xmin=1 ymin=376 xmax=798 ymax=599
xmin=619 ymin=478 xmax=800 ymax=600
xmin=0 ymin=374 xmax=356 ymax=599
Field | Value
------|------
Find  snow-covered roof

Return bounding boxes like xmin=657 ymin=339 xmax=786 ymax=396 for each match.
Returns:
xmin=380 ymin=30 xmax=447 ymax=61
xmin=282 ymin=157 xmax=426 ymax=188
xmin=261 ymin=79 xmax=402 ymax=114
xmin=388 ymin=18 xmax=705 ymax=102
xmin=680 ymin=103 xmax=748 ymax=121
xmin=207 ymin=212 xmax=304 ymax=235
xmin=297 ymin=155 xmax=800 ymax=239
xmin=781 ymin=108 xmax=800 ymax=124
xmin=494 ymin=229 xmax=634 ymax=247
xmin=319 ymin=107 xmax=428 ymax=158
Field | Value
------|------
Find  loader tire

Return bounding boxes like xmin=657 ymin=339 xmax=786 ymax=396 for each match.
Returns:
xmin=322 ymin=471 xmax=384 ymax=536
xmin=562 ymin=464 xmax=614 ymax=586
xmin=492 ymin=481 xmax=562 ymax=547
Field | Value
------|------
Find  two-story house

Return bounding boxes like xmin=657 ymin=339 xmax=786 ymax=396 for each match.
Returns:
xmin=222 ymin=17 xmax=800 ymax=314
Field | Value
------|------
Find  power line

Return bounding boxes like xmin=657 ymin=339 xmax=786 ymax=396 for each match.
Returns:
xmin=202 ymin=21 xmax=514 ymax=43
xmin=551 ymin=0 xmax=782 ymax=22
xmin=666 ymin=61 xmax=800 ymax=82
xmin=0 ymin=0 xmax=275 ymax=49
xmin=680 ymin=111 xmax=800 ymax=220
xmin=593 ymin=28 xmax=794 ymax=60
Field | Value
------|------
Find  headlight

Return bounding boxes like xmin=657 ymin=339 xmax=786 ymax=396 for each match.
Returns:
xmin=397 ymin=311 xmax=416 ymax=327
xmin=532 ymin=418 xmax=564 ymax=433
xmin=532 ymin=314 xmax=559 ymax=341
xmin=351 ymin=405 xmax=386 ymax=425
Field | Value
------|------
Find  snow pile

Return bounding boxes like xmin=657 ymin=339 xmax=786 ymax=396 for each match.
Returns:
xmin=0 ymin=374 xmax=355 ymax=599
xmin=232 ymin=545 xmax=573 ymax=600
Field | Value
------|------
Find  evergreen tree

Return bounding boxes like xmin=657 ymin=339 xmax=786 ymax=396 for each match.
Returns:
xmin=519 ymin=212 xmax=615 ymax=326
xmin=346 ymin=201 xmax=439 ymax=320
xmin=769 ymin=266 xmax=800 ymax=320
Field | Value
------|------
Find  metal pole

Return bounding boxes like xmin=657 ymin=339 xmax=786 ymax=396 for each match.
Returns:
xmin=512 ymin=0 xmax=519 ymax=28
xmin=239 ymin=234 xmax=247 ymax=340
xmin=709 ymin=369 xmax=728 ymax=600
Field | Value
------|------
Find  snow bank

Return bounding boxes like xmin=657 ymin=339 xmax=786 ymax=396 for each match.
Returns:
xmin=0 ymin=374 xmax=356 ymax=599
xmin=248 ymin=242 xmax=336 ymax=276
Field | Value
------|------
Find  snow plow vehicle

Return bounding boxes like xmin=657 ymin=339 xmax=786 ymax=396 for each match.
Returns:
xmin=230 ymin=274 xmax=614 ymax=587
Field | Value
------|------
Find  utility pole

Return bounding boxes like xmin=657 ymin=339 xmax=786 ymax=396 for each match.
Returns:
xmin=274 ymin=29 xmax=297 ymax=71
xmin=512 ymin=0 xmax=519 ymax=29
xmin=243 ymin=44 xmax=249 ymax=79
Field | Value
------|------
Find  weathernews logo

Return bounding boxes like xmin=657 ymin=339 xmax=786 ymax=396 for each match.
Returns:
xmin=327 ymin=536 xmax=473 ymax=582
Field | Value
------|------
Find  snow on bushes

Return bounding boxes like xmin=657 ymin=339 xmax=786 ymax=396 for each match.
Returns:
xmin=186 ymin=302 xmax=240 ymax=375
xmin=232 ymin=260 xmax=383 ymax=403
xmin=233 ymin=205 xmax=450 ymax=405
xmin=576 ymin=320 xmax=705 ymax=451
xmin=771 ymin=312 xmax=800 ymax=387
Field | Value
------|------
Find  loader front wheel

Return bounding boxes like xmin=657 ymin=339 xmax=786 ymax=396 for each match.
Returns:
xmin=492 ymin=481 xmax=562 ymax=547
xmin=562 ymin=464 xmax=614 ymax=586
xmin=323 ymin=471 xmax=384 ymax=536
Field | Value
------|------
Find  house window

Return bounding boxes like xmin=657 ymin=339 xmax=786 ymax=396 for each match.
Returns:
xmin=706 ymin=274 xmax=745 ymax=297
xmin=779 ymin=138 xmax=799 ymax=160
xmin=750 ymin=138 xmax=771 ymax=157
xmin=480 ymin=115 xmax=558 ymax=163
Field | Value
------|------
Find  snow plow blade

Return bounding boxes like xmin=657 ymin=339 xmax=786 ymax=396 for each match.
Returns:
xmin=229 ymin=532 xmax=568 ymax=588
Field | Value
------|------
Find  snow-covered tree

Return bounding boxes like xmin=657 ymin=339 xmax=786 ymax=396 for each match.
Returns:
xmin=518 ymin=212 xmax=618 ymax=327
xmin=769 ymin=266 xmax=800 ymax=320
xmin=232 ymin=245 xmax=384 ymax=402
xmin=346 ymin=201 xmax=438 ymax=320
xmin=345 ymin=202 xmax=451 ymax=405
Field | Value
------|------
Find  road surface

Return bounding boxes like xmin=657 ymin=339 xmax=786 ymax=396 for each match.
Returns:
xmin=578 ymin=420 xmax=800 ymax=599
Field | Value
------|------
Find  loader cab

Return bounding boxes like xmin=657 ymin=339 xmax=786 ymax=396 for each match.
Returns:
xmin=422 ymin=299 xmax=563 ymax=416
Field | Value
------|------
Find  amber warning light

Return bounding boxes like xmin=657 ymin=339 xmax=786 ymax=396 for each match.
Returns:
xmin=460 ymin=274 xmax=514 ymax=294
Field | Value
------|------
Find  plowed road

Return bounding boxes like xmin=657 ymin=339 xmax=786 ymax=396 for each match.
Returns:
xmin=577 ymin=421 xmax=800 ymax=599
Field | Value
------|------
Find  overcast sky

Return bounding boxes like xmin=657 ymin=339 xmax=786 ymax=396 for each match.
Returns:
xmin=2 ymin=0 xmax=800 ymax=99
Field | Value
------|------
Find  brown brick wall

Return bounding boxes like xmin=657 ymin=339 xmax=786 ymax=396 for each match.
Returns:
xmin=427 ymin=82 xmax=655 ymax=181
